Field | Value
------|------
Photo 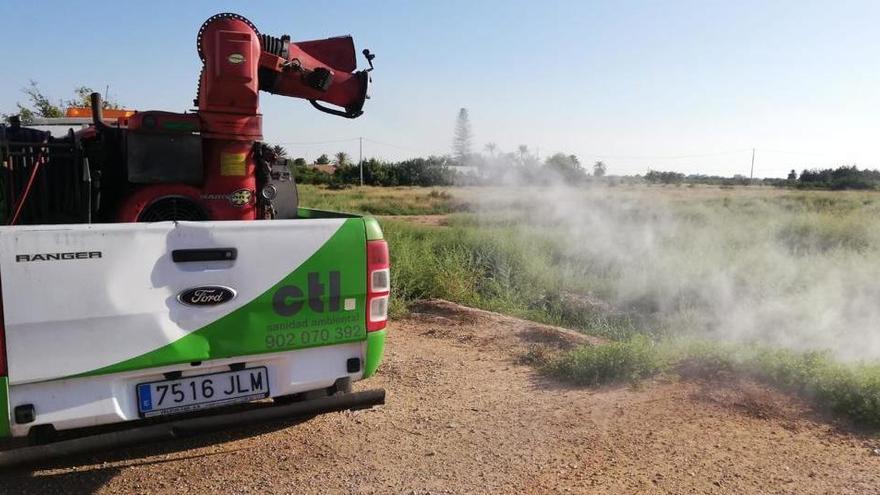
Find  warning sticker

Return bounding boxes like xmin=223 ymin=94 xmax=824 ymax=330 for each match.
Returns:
xmin=220 ymin=153 xmax=247 ymax=176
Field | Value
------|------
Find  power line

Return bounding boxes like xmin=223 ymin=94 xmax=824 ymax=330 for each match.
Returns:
xmin=266 ymin=137 xmax=359 ymax=146
xmin=363 ymin=138 xmax=446 ymax=157
xmin=759 ymin=149 xmax=834 ymax=157
xmin=578 ymin=149 xmax=752 ymax=160
xmin=363 ymin=138 xmax=423 ymax=153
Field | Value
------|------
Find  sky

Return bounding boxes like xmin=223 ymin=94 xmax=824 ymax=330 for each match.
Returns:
xmin=1 ymin=0 xmax=878 ymax=178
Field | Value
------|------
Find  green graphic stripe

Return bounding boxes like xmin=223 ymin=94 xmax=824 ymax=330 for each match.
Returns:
xmin=363 ymin=217 xmax=384 ymax=241
xmin=86 ymin=218 xmax=368 ymax=377
xmin=363 ymin=329 xmax=386 ymax=378
xmin=0 ymin=377 xmax=9 ymax=438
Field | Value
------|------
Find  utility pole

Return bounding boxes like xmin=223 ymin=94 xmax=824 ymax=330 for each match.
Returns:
xmin=359 ymin=137 xmax=364 ymax=186
xmin=750 ymin=148 xmax=755 ymax=180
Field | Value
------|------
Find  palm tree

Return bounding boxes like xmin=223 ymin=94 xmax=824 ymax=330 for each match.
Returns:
xmin=517 ymin=145 xmax=529 ymax=165
xmin=334 ymin=151 xmax=349 ymax=166
xmin=271 ymin=145 xmax=289 ymax=159
xmin=484 ymin=142 xmax=498 ymax=157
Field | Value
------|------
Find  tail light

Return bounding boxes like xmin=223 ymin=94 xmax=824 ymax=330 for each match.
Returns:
xmin=366 ymin=240 xmax=390 ymax=331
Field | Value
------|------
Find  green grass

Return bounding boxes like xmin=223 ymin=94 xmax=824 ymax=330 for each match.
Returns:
xmin=384 ymin=218 xmax=642 ymax=339
xmin=300 ymin=184 xmax=880 ymax=428
xmin=297 ymin=185 xmax=465 ymax=215
xmin=546 ymin=336 xmax=669 ymax=386
xmin=547 ymin=338 xmax=880 ymax=427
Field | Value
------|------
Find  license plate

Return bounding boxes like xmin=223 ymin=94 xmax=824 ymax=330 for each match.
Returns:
xmin=136 ymin=367 xmax=269 ymax=418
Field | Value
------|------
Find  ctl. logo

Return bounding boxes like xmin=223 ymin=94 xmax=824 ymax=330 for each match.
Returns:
xmin=273 ymin=272 xmax=341 ymax=316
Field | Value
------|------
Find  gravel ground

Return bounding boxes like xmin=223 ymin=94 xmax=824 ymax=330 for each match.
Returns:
xmin=2 ymin=300 xmax=879 ymax=494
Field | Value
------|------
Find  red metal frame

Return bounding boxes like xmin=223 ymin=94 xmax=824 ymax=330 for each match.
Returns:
xmin=119 ymin=13 xmax=368 ymax=222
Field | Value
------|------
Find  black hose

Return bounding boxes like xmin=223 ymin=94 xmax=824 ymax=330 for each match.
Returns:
xmin=89 ymin=92 xmax=108 ymax=132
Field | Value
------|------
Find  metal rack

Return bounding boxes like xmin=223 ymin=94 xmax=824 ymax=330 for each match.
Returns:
xmin=1 ymin=124 xmax=89 ymax=225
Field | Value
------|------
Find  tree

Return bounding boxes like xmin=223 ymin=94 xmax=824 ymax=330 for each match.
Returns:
xmin=545 ymin=153 xmax=586 ymax=182
xmin=644 ymin=170 xmax=685 ymax=184
xmin=452 ymin=108 xmax=473 ymax=165
xmin=593 ymin=161 xmax=607 ymax=177
xmin=271 ymin=145 xmax=289 ymax=159
xmin=517 ymin=145 xmax=529 ymax=165
xmin=3 ymin=80 xmax=61 ymax=124
xmin=334 ymin=151 xmax=350 ymax=166
xmin=292 ymin=157 xmax=307 ymax=167
xmin=484 ymin=142 xmax=498 ymax=157
xmin=787 ymin=169 xmax=797 ymax=181
xmin=66 ymin=86 xmax=120 ymax=109
xmin=315 ymin=153 xmax=331 ymax=165
xmin=3 ymin=81 xmax=122 ymax=124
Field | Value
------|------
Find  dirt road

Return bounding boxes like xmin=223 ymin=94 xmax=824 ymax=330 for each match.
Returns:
xmin=2 ymin=300 xmax=879 ymax=494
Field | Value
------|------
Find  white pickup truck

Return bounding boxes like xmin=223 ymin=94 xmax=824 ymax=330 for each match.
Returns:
xmin=0 ymin=213 xmax=389 ymax=449
xmin=0 ymin=13 xmax=388 ymax=466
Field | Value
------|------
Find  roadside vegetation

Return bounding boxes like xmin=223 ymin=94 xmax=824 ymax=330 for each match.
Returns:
xmin=548 ymin=339 xmax=880 ymax=427
xmin=297 ymin=185 xmax=465 ymax=216
xmin=299 ymin=184 xmax=880 ymax=428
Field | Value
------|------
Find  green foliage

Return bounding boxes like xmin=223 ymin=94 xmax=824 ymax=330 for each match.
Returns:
xmin=292 ymin=163 xmax=333 ymax=185
xmin=776 ymin=215 xmax=870 ymax=253
xmin=452 ymin=108 xmax=473 ymax=165
xmin=315 ymin=154 xmax=331 ymax=165
xmin=271 ymin=145 xmax=289 ymax=159
xmin=21 ymin=80 xmax=63 ymax=119
xmin=297 ymin=185 xmax=880 ymax=426
xmin=67 ymin=86 xmax=120 ymax=109
xmin=544 ymin=153 xmax=587 ymax=182
xmin=644 ymin=170 xmax=685 ymax=184
xmin=547 ymin=336 xmax=670 ymax=386
xmin=379 ymin=219 xmax=638 ymax=338
xmin=336 ymin=157 xmax=460 ymax=187
xmin=797 ymin=165 xmax=880 ymax=190
xmin=334 ymin=151 xmax=349 ymax=166
xmin=548 ymin=338 xmax=880 ymax=427
xmin=2 ymin=81 xmax=121 ymax=124
xmin=289 ymin=156 xmax=460 ymax=187
xmin=685 ymin=174 xmax=757 ymax=186
xmin=346 ymin=188 xmax=880 ymax=427
xmin=297 ymin=185 xmax=464 ymax=215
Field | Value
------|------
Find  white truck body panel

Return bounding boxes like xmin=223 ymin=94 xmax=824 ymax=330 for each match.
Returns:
xmin=0 ymin=219 xmax=345 ymax=384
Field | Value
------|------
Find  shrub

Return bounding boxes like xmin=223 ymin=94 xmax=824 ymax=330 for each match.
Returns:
xmin=547 ymin=337 xmax=670 ymax=386
xmin=549 ymin=338 xmax=880 ymax=427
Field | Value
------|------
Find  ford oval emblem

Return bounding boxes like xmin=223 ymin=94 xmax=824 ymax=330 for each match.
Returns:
xmin=178 ymin=286 xmax=236 ymax=307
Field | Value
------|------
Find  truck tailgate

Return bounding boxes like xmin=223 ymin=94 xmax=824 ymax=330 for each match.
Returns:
xmin=0 ymin=218 xmax=367 ymax=385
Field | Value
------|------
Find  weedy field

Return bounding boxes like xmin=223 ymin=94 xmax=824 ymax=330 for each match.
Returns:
xmin=300 ymin=184 xmax=880 ymax=427
xmin=296 ymin=185 xmax=466 ymax=215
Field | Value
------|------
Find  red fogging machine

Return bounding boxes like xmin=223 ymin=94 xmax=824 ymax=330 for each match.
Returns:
xmin=0 ymin=13 xmax=375 ymax=224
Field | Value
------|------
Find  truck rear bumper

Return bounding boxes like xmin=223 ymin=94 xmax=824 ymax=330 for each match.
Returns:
xmin=0 ymin=388 xmax=385 ymax=470
xmin=6 ymin=342 xmax=365 ymax=438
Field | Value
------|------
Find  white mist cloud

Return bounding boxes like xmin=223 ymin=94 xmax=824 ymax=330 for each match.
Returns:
xmin=471 ymin=178 xmax=880 ymax=362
